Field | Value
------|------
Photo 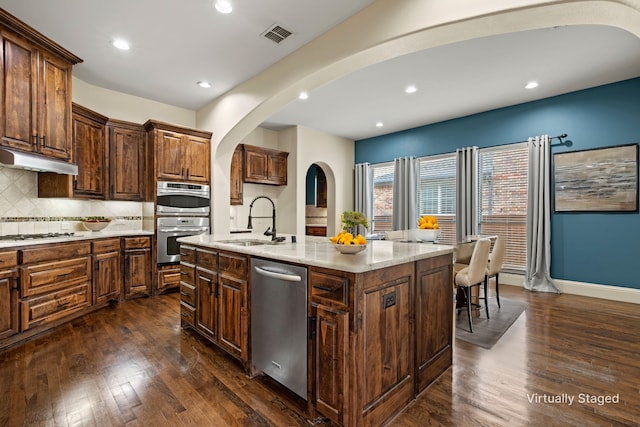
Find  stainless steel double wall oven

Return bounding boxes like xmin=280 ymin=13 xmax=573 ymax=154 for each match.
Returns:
xmin=156 ymin=181 xmax=210 ymax=264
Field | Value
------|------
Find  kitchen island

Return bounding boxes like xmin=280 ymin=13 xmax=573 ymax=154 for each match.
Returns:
xmin=177 ymin=234 xmax=454 ymax=426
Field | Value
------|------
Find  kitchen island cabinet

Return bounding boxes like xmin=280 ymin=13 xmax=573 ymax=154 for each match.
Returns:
xmin=180 ymin=245 xmax=249 ymax=366
xmin=177 ymin=234 xmax=454 ymax=426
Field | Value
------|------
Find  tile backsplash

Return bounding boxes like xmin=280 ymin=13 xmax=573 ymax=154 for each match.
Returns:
xmin=0 ymin=166 xmax=150 ymax=235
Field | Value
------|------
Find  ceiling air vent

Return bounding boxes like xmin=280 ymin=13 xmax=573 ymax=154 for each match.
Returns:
xmin=262 ymin=24 xmax=293 ymax=44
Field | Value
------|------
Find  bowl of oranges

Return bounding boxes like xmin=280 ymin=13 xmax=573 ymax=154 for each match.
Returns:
xmin=329 ymin=231 xmax=368 ymax=254
xmin=413 ymin=215 xmax=441 ymax=242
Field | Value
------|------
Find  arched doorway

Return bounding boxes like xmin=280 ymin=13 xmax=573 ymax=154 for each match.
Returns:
xmin=305 ymin=163 xmax=328 ymax=236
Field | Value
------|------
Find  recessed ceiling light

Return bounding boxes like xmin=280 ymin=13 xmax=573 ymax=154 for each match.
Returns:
xmin=298 ymin=92 xmax=309 ymax=100
xmin=376 ymin=122 xmax=384 ymax=128
xmin=525 ymin=81 xmax=539 ymax=89
xmin=214 ymin=0 xmax=232 ymax=14
xmin=405 ymin=85 xmax=417 ymax=94
xmin=112 ymin=39 xmax=130 ymax=50
xmin=197 ymin=81 xmax=212 ymax=88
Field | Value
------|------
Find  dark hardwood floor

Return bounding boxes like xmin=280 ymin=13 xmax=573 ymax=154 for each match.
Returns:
xmin=1 ymin=285 xmax=639 ymax=426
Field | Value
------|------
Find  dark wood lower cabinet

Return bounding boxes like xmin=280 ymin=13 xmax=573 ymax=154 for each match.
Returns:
xmin=122 ymin=237 xmax=152 ymax=299
xmin=0 ymin=251 xmax=19 ymax=340
xmin=0 ymin=235 xmax=157 ymax=352
xmin=92 ymin=239 xmax=121 ymax=305
xmin=309 ymin=253 xmax=453 ymax=426
xmin=313 ymin=304 xmax=348 ymax=425
xmin=180 ymin=245 xmax=250 ymax=368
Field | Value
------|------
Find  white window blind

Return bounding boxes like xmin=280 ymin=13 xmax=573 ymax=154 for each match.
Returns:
xmin=478 ymin=143 xmax=528 ymax=271
xmin=372 ymin=162 xmax=394 ymax=232
xmin=417 ymin=154 xmax=457 ymax=244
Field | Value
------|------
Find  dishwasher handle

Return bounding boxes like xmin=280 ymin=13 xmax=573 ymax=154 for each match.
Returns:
xmin=254 ymin=266 xmax=302 ymax=282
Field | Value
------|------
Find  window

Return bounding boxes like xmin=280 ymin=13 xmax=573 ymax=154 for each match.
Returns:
xmin=372 ymin=162 xmax=394 ymax=232
xmin=417 ymin=154 xmax=457 ymax=244
xmin=478 ymin=143 xmax=528 ymax=271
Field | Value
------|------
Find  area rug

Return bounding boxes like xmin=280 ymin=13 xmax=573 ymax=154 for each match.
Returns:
xmin=455 ymin=297 xmax=527 ymax=349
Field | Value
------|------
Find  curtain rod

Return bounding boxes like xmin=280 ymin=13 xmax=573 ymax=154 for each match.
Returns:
xmin=513 ymin=133 xmax=570 ymax=147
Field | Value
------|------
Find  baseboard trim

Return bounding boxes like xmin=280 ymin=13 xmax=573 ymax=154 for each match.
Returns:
xmin=499 ymin=273 xmax=640 ymax=305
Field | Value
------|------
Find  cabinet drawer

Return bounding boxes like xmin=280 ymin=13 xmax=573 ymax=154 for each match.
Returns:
xmin=0 ymin=251 xmax=18 ymax=268
xmin=196 ymin=248 xmax=217 ymax=271
xmin=180 ymin=282 xmax=196 ymax=306
xmin=92 ymin=238 xmax=121 ymax=254
xmin=20 ymin=242 xmax=91 ymax=264
xmin=180 ymin=301 xmax=195 ymax=327
xmin=180 ymin=245 xmax=195 ymax=264
xmin=122 ymin=236 xmax=151 ymax=250
xmin=21 ymin=284 xmax=90 ymax=331
xmin=310 ymin=269 xmax=349 ymax=307
xmin=20 ymin=257 xmax=92 ymax=298
xmin=219 ymin=251 xmax=247 ymax=279
xmin=180 ymin=263 xmax=195 ymax=286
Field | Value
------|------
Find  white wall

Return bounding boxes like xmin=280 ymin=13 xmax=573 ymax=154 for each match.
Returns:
xmin=72 ymin=77 xmax=196 ymax=127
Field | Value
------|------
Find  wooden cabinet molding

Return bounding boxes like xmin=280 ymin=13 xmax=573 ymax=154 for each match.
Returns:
xmin=0 ymin=10 xmax=81 ymax=161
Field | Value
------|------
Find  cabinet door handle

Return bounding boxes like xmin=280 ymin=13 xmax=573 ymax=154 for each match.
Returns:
xmin=41 ymin=135 xmax=47 ymax=147
xmin=181 ymin=167 xmax=185 ymax=178
xmin=214 ymin=280 xmax=219 ymax=298
xmin=308 ymin=316 xmax=317 ymax=339
xmin=56 ymin=272 xmax=74 ymax=280
xmin=186 ymin=168 xmax=190 ymax=179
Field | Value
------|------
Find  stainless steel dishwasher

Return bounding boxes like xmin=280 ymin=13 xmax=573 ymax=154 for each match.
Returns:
xmin=251 ymin=258 xmax=308 ymax=399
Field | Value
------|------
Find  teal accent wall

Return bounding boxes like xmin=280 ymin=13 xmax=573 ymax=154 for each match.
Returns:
xmin=355 ymin=78 xmax=640 ymax=289
xmin=306 ymin=165 xmax=317 ymax=205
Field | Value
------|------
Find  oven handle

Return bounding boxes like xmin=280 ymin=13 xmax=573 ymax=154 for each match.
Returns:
xmin=158 ymin=227 xmax=208 ymax=233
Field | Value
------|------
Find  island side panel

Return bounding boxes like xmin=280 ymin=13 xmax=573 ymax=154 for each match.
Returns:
xmin=415 ymin=253 xmax=453 ymax=392
xmin=352 ymin=262 xmax=415 ymax=427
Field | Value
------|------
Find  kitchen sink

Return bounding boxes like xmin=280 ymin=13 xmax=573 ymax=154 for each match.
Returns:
xmin=219 ymin=239 xmax=282 ymax=246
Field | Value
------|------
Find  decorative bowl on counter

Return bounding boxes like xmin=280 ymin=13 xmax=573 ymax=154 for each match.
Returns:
xmin=332 ymin=243 xmax=367 ymax=254
xmin=411 ymin=228 xmax=441 ymax=242
xmin=82 ymin=218 xmax=111 ymax=232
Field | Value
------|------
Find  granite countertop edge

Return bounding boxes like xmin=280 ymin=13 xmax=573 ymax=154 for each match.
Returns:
xmin=177 ymin=234 xmax=454 ymax=273
xmin=0 ymin=230 xmax=154 ymax=249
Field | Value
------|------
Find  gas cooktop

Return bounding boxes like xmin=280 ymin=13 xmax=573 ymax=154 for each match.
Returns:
xmin=0 ymin=232 xmax=75 ymax=241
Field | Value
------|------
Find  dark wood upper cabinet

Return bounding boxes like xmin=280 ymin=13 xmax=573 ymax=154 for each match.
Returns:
xmin=38 ymin=104 xmax=108 ymax=199
xmin=0 ymin=10 xmax=81 ymax=161
xmin=316 ymin=166 xmax=327 ymax=208
xmin=242 ymin=144 xmax=288 ymax=186
xmin=108 ymin=119 xmax=146 ymax=201
xmin=145 ymin=120 xmax=212 ymax=185
xmin=71 ymin=104 xmax=108 ymax=198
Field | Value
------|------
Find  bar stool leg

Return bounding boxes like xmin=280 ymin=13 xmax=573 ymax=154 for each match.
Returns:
xmin=464 ymin=287 xmax=473 ymax=333
xmin=483 ymin=278 xmax=490 ymax=319
xmin=495 ymin=273 xmax=501 ymax=308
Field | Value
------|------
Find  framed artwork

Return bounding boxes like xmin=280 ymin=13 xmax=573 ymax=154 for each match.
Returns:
xmin=553 ymin=143 xmax=638 ymax=212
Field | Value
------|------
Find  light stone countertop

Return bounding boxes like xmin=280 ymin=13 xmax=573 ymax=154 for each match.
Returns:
xmin=0 ymin=230 xmax=154 ymax=249
xmin=177 ymin=233 xmax=454 ymax=274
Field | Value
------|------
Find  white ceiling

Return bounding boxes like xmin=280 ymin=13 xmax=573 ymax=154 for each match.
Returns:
xmin=2 ymin=1 xmax=640 ymax=141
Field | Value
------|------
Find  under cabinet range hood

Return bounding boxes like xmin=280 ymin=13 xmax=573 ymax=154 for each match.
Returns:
xmin=0 ymin=147 xmax=78 ymax=175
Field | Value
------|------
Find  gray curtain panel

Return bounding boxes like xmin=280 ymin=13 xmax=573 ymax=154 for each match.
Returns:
xmin=455 ymin=147 xmax=478 ymax=243
xmin=524 ymin=135 xmax=560 ymax=293
xmin=392 ymin=157 xmax=418 ymax=230
xmin=354 ymin=162 xmax=372 ymax=235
